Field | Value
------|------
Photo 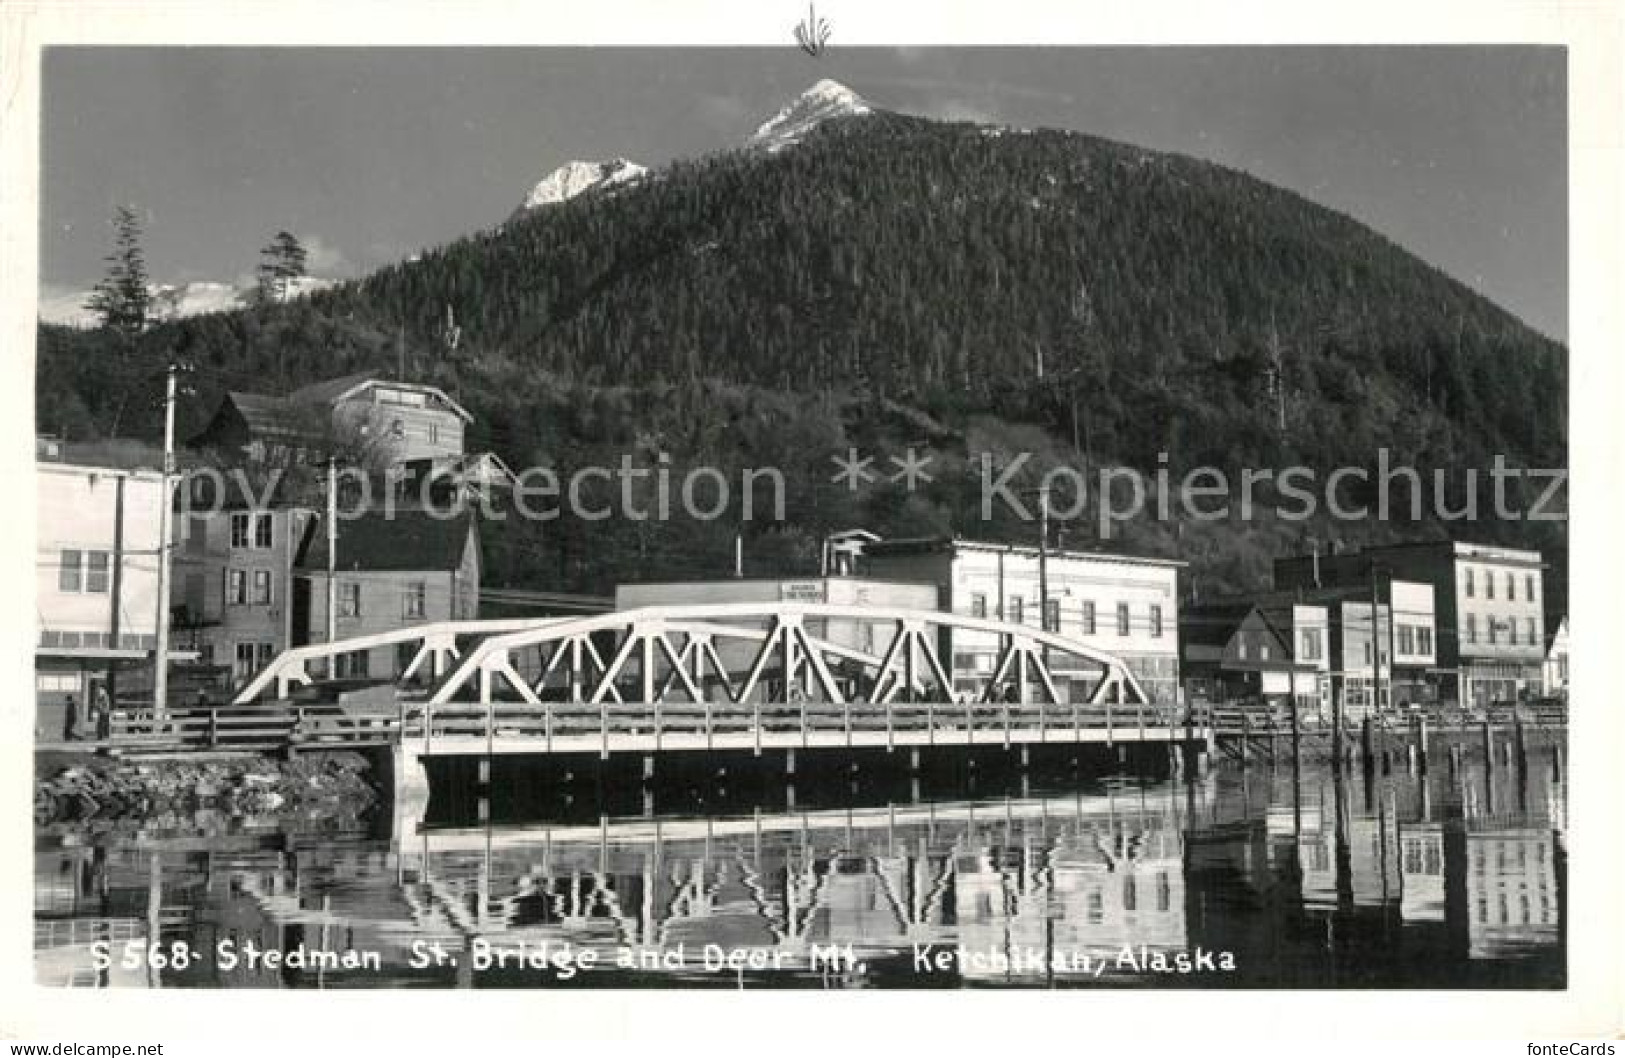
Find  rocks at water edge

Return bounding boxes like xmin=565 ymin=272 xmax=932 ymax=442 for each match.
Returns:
xmin=34 ymin=752 xmax=378 ymax=825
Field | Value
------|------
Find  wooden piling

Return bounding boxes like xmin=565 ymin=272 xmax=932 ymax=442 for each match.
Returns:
xmin=1514 ymin=715 xmax=1529 ymax=780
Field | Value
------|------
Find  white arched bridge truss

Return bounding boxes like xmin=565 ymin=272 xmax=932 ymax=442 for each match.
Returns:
xmin=236 ymin=603 xmax=1152 ymax=709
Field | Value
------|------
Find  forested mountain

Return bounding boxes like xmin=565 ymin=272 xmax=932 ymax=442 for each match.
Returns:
xmin=37 ymin=88 xmax=1567 ymax=595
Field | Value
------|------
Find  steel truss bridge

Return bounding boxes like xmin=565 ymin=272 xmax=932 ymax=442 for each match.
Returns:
xmin=222 ymin=603 xmax=1200 ymax=760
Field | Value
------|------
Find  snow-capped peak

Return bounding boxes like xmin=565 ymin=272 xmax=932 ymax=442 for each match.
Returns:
xmin=516 ymin=158 xmax=647 ymax=214
xmin=747 ymin=79 xmax=872 ymax=152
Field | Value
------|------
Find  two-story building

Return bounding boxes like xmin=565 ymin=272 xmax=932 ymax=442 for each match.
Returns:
xmin=856 ymin=537 xmax=1184 ymax=704
xmin=171 ymin=493 xmax=318 ymax=690
xmin=1275 ymin=541 xmax=1542 ymax=707
xmin=293 ymin=506 xmax=480 ymax=680
xmin=191 ymin=373 xmax=472 ymax=470
xmin=35 ymin=450 xmax=174 ymax=734
xmin=1181 ymin=600 xmax=1331 ymax=719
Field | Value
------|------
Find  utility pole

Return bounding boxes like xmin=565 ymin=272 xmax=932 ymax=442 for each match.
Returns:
xmin=1370 ymin=560 xmax=1387 ymax=714
xmin=151 ymin=363 xmax=177 ymax=717
xmin=326 ymin=458 xmax=339 ymax=644
xmin=1037 ymin=483 xmax=1051 ymax=629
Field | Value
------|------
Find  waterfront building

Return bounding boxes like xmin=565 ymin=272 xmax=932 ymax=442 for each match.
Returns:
xmin=1213 ymin=580 xmax=1436 ymax=716
xmin=856 ymin=537 xmax=1184 ymax=704
xmin=294 ymin=506 xmax=481 ymax=679
xmin=35 ymin=453 xmax=172 ymax=733
xmin=1542 ymin=615 xmax=1569 ymax=699
xmin=1275 ymin=541 xmax=1543 ymax=707
xmin=1179 ymin=602 xmax=1322 ymax=713
xmin=170 ymin=475 xmax=318 ymax=692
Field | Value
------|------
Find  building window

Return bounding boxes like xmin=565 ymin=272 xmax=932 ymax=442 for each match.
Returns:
xmin=230 ymin=512 xmax=274 ymax=549
xmin=1465 ymin=614 xmax=1477 ymax=644
xmin=403 ymin=581 xmax=427 ymax=620
xmin=85 ymin=551 xmax=110 ymax=593
xmin=1150 ymin=604 xmax=1163 ymax=638
xmin=338 ymin=582 xmax=362 ymax=618
xmin=335 ymin=649 xmax=370 ymax=679
xmin=1526 ymin=574 xmax=1536 ymax=601
xmin=1398 ymin=626 xmax=1416 ymax=654
xmin=58 ymin=549 xmax=83 ymax=592
xmin=1487 ymin=619 xmax=1498 ymax=645
xmin=1486 ymin=572 xmax=1495 ymax=600
xmin=225 ymin=568 xmax=248 ymax=606
xmin=1364 ymin=641 xmax=1373 ymax=665
xmin=1116 ymin=603 xmax=1131 ymax=636
xmin=251 ymin=569 xmax=273 ymax=606
xmin=1238 ymin=641 xmax=1249 ymax=660
xmin=428 ymin=423 xmax=440 ymax=445
xmin=1043 ymin=598 xmax=1060 ymax=633
xmin=1418 ymin=628 xmax=1433 ymax=654
xmin=1527 ymin=617 xmax=1537 ymax=645
xmin=1260 ymin=642 xmax=1271 ymax=660
xmin=1300 ymin=628 xmax=1322 ymax=661
xmin=1508 ymin=622 xmax=1518 ymax=646
xmin=1008 ymin=596 xmax=1024 ymax=625
xmin=234 ymin=641 xmax=274 ymax=683
xmin=970 ymin=593 xmax=987 ymax=619
xmin=1506 ymin=572 xmax=1515 ymax=601
xmin=1082 ymin=601 xmax=1096 ymax=635
xmin=1465 ymin=567 xmax=1475 ymax=598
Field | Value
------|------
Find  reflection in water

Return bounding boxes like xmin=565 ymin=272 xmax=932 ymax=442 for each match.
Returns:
xmin=35 ymin=753 xmax=1565 ymax=989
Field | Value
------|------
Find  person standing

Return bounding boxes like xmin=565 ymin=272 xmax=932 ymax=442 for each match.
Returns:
xmin=61 ymin=694 xmax=79 ymax=742
xmin=93 ymin=683 xmax=112 ymax=740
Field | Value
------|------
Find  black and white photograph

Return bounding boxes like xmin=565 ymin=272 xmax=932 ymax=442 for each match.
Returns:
xmin=3 ymin=0 xmax=1620 ymax=1045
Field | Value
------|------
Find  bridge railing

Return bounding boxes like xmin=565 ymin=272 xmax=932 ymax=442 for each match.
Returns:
xmin=1201 ymin=699 xmax=1568 ymax=738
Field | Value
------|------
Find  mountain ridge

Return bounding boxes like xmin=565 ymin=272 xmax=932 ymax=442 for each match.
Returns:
xmin=36 ymin=82 xmax=1566 ymax=593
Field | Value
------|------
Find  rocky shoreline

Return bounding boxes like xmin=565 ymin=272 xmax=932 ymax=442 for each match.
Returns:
xmin=34 ymin=750 xmax=379 ymax=826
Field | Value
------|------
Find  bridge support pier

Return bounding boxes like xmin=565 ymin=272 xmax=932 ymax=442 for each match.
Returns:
xmin=785 ymin=748 xmax=797 ymax=778
xmin=383 ymin=743 xmax=430 ymax=843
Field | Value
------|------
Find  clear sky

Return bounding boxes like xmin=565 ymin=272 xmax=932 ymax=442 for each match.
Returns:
xmin=40 ymin=46 xmax=1567 ymax=339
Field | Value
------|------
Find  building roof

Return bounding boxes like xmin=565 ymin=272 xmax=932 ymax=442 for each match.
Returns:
xmin=296 ymin=507 xmax=476 ymax=573
xmin=863 ymin=534 xmax=1186 ymax=568
xmin=218 ymin=390 xmax=315 ymax=441
xmin=1179 ymin=602 xmax=1265 ymax=650
xmin=289 ymin=374 xmax=475 ymax=423
xmin=286 ymin=372 xmax=379 ymax=406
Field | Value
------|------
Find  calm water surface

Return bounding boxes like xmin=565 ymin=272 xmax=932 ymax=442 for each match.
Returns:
xmin=35 ymin=752 xmax=1565 ymax=988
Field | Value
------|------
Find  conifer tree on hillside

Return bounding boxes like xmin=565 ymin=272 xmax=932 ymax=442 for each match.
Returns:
xmin=85 ymin=205 xmax=151 ymax=339
xmin=255 ymin=230 xmax=308 ymax=304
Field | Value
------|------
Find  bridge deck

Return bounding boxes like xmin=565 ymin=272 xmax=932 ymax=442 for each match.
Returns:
xmin=400 ymin=699 xmax=1203 ymax=759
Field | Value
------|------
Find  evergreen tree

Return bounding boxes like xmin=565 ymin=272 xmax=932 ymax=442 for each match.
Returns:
xmin=85 ymin=205 xmax=151 ymax=338
xmin=256 ymin=231 xmax=308 ymax=303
